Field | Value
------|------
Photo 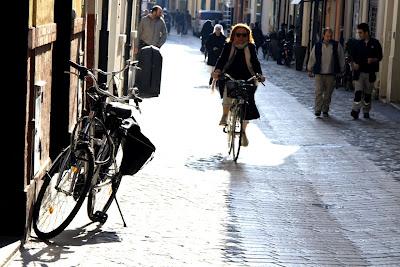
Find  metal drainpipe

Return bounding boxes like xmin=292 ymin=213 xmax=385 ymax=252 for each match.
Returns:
xmin=123 ymin=0 xmax=134 ymax=96
xmin=98 ymin=0 xmax=109 ymax=85
xmin=306 ymin=0 xmax=313 ymax=67
xmin=283 ymin=0 xmax=287 ymax=25
xmin=277 ymin=0 xmax=281 ymax=26
xmin=298 ymin=2 xmax=303 ymax=45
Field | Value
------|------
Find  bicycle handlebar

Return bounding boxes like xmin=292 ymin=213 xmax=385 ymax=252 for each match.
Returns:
xmin=224 ymin=73 xmax=264 ymax=85
xmin=94 ymin=60 xmax=140 ymax=76
xmin=68 ymin=60 xmax=142 ymax=104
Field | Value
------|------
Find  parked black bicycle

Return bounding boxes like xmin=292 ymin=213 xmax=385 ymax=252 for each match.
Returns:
xmin=32 ymin=60 xmax=155 ymax=240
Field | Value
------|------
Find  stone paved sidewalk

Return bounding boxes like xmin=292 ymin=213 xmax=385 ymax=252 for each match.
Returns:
xmin=5 ymin=33 xmax=400 ymax=267
xmin=260 ymin=59 xmax=400 ymax=182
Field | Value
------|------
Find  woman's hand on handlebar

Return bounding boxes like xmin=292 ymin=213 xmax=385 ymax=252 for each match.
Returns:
xmin=255 ymin=73 xmax=265 ymax=85
xmin=212 ymin=69 xmax=221 ymax=80
xmin=257 ymin=74 xmax=266 ymax=83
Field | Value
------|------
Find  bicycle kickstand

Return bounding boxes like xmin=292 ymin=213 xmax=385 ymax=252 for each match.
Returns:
xmin=114 ymin=196 xmax=127 ymax=227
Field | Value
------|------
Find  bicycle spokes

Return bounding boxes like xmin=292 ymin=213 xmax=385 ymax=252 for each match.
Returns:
xmin=33 ymin=145 xmax=94 ymax=240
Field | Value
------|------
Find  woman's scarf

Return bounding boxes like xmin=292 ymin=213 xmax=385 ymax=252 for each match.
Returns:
xmin=222 ymin=42 xmax=256 ymax=76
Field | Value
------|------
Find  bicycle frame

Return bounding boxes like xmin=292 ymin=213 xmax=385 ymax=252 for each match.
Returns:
xmin=222 ymin=74 xmax=257 ymax=161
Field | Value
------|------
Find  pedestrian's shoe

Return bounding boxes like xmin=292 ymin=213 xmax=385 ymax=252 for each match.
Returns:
xmin=240 ymin=132 xmax=249 ymax=147
xmin=315 ymin=111 xmax=321 ymax=117
xmin=323 ymin=112 xmax=329 ymax=117
xmin=364 ymin=113 xmax=370 ymax=119
xmin=351 ymin=110 xmax=359 ymax=119
xmin=219 ymin=114 xmax=228 ymax=126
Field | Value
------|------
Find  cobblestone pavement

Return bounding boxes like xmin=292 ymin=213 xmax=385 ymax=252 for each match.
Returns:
xmin=7 ymin=33 xmax=400 ymax=266
xmin=260 ymin=60 xmax=400 ymax=181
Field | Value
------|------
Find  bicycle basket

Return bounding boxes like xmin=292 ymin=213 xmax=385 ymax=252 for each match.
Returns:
xmin=119 ymin=118 xmax=155 ymax=176
xmin=226 ymin=81 xmax=256 ymax=100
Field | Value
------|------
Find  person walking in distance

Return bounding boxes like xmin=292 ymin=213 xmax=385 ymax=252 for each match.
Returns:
xmin=135 ymin=5 xmax=167 ymax=52
xmin=205 ymin=24 xmax=226 ymax=86
xmin=163 ymin=8 xmax=171 ymax=34
xmin=251 ymin=22 xmax=264 ymax=55
xmin=350 ymin=23 xmax=383 ymax=119
xmin=200 ymin=20 xmax=214 ymax=60
xmin=307 ymin=28 xmax=345 ymax=118
xmin=277 ymin=23 xmax=286 ymax=65
xmin=175 ymin=10 xmax=184 ymax=35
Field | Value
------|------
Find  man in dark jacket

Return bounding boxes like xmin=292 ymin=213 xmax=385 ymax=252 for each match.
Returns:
xmin=286 ymin=25 xmax=295 ymax=44
xmin=350 ymin=23 xmax=383 ymax=119
xmin=251 ymin=22 xmax=264 ymax=55
xmin=175 ymin=10 xmax=184 ymax=35
xmin=277 ymin=23 xmax=286 ymax=65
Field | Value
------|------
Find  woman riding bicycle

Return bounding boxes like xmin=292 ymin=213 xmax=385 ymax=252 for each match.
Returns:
xmin=212 ymin=23 xmax=265 ymax=146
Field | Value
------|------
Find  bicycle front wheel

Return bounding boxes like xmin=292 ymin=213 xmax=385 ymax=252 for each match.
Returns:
xmin=32 ymin=144 xmax=94 ymax=240
xmin=227 ymin=109 xmax=235 ymax=155
xmin=231 ymin=105 xmax=244 ymax=162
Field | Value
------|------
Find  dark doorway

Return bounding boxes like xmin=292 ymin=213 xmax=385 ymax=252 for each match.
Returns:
xmin=50 ymin=0 xmax=73 ymax=159
xmin=2 ymin=0 xmax=29 ymax=238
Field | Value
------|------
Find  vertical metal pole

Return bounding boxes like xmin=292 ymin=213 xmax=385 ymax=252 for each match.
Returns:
xmin=123 ymin=0 xmax=134 ymax=96
xmin=277 ymin=0 xmax=281 ymax=26
xmin=306 ymin=0 xmax=314 ymax=67
xmin=283 ymin=0 xmax=286 ymax=24
xmin=296 ymin=2 xmax=304 ymax=45
xmin=98 ymin=0 xmax=110 ymax=85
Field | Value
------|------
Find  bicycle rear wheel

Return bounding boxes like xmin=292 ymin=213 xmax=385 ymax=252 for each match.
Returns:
xmin=32 ymin=144 xmax=94 ymax=240
xmin=87 ymin=137 xmax=123 ymax=223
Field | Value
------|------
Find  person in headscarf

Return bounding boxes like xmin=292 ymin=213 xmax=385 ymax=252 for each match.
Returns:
xmin=205 ymin=24 xmax=226 ymax=85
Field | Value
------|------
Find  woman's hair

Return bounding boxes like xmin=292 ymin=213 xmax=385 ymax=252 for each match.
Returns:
xmin=213 ymin=24 xmax=224 ymax=35
xmin=227 ymin=23 xmax=255 ymax=44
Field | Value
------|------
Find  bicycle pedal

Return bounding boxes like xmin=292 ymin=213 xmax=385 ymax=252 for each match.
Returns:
xmin=93 ymin=211 xmax=108 ymax=224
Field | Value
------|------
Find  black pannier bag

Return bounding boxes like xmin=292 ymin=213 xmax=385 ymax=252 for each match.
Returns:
xmin=119 ymin=118 xmax=155 ymax=176
xmin=134 ymin=45 xmax=163 ymax=98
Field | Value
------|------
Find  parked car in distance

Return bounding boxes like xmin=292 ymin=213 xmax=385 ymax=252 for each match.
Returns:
xmin=193 ymin=10 xmax=223 ymax=37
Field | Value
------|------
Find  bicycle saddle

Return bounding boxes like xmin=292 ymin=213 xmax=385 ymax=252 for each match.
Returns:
xmin=106 ymin=102 xmax=133 ymax=119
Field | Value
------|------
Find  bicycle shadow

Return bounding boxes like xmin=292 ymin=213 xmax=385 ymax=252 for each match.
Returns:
xmin=17 ymin=223 xmax=121 ymax=266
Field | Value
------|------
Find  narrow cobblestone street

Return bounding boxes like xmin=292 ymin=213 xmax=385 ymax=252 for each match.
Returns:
xmin=7 ymin=32 xmax=400 ymax=266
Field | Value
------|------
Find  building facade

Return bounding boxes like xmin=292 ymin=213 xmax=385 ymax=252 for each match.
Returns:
xmin=8 ymin=0 xmax=141 ymax=241
xmin=257 ymin=0 xmax=400 ymax=104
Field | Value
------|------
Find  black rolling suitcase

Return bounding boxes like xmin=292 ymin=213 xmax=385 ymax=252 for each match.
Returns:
xmin=135 ymin=45 xmax=163 ymax=98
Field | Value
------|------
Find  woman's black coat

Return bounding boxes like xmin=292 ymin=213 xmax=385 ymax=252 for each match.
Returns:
xmin=214 ymin=42 xmax=263 ymax=120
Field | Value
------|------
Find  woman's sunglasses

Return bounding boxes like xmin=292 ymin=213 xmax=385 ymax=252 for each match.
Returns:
xmin=235 ymin=32 xmax=248 ymax=38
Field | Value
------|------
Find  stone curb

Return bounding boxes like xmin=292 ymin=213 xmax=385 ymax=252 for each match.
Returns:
xmin=0 ymin=241 xmax=21 ymax=267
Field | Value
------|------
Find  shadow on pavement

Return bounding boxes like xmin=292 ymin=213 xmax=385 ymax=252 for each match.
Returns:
xmin=17 ymin=223 xmax=121 ymax=266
